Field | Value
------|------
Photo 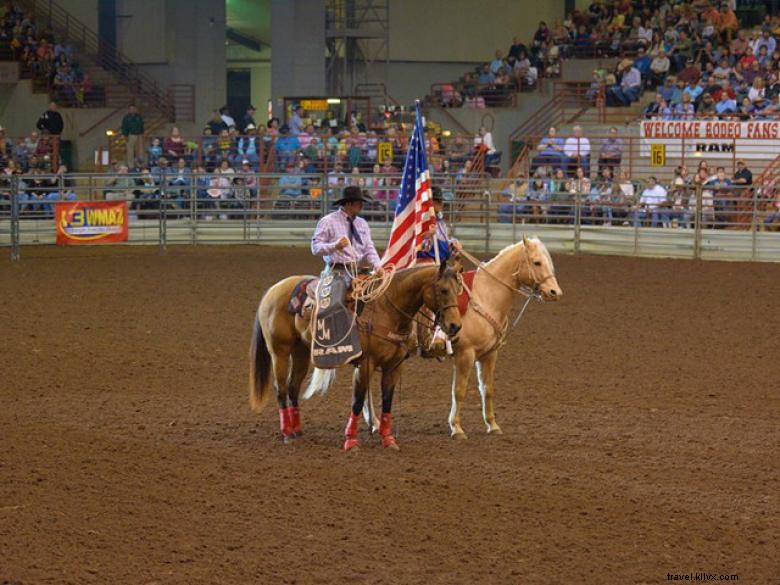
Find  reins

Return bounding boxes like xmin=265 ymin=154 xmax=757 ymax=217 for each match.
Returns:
xmin=457 ymin=244 xmax=548 ymax=343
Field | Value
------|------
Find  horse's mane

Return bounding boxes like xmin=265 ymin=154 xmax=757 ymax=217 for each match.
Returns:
xmin=486 ymin=237 xmax=555 ymax=273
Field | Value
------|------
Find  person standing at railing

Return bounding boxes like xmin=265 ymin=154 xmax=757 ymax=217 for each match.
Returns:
xmin=634 ymin=177 xmax=667 ymax=228
xmin=241 ymin=105 xmax=257 ymax=134
xmin=120 ymin=104 xmax=144 ymax=168
xmin=36 ymin=101 xmax=63 ymax=138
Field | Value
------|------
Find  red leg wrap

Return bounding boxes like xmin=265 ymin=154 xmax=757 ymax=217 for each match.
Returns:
xmin=343 ymin=413 xmax=361 ymax=451
xmin=287 ymin=406 xmax=302 ymax=436
xmin=279 ymin=408 xmax=293 ymax=438
xmin=379 ymin=413 xmax=397 ymax=448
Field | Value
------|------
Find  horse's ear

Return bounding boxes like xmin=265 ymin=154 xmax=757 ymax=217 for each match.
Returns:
xmin=522 ymin=233 xmax=530 ymax=247
xmin=438 ymin=260 xmax=447 ymax=276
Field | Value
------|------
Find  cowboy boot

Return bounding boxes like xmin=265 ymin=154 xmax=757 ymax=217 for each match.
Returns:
xmin=287 ymin=406 xmax=302 ymax=437
xmin=343 ymin=413 xmax=361 ymax=451
xmin=379 ymin=412 xmax=398 ymax=449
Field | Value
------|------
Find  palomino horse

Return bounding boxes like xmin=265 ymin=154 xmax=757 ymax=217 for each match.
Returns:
xmin=446 ymin=235 xmax=562 ymax=438
xmin=248 ymin=259 xmax=463 ymax=450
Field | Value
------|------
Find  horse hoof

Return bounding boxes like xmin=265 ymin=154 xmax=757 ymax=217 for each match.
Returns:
xmin=283 ymin=435 xmax=297 ymax=444
xmin=292 ymin=431 xmax=303 ymax=438
xmin=487 ymin=427 xmax=503 ymax=435
xmin=382 ymin=435 xmax=399 ymax=450
xmin=343 ymin=438 xmax=360 ymax=451
xmin=452 ymin=431 xmax=468 ymax=440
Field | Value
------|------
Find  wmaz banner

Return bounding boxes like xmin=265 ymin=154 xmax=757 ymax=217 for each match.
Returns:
xmin=639 ymin=119 xmax=780 ymax=160
xmin=55 ymin=201 xmax=128 ymax=245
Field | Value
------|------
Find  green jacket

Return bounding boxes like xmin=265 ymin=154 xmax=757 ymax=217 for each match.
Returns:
xmin=121 ymin=113 xmax=144 ymax=136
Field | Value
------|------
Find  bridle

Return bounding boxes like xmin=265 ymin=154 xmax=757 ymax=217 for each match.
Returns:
xmin=458 ymin=246 xmax=550 ymax=301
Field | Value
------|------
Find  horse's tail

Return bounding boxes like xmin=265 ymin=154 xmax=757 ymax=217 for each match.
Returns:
xmin=302 ymin=368 xmax=337 ymax=400
xmin=249 ymin=310 xmax=273 ymax=413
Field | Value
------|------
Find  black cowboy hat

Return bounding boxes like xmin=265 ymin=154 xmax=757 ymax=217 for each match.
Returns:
xmin=333 ymin=185 xmax=374 ymax=206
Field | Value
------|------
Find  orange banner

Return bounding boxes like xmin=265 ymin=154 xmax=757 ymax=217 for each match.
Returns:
xmin=55 ymin=201 xmax=128 ymax=245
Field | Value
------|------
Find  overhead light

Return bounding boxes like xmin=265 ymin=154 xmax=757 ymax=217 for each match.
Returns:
xmin=442 ymin=130 xmax=452 ymax=137
xmin=105 ymin=129 xmax=115 ymax=136
xmin=327 ymin=98 xmax=341 ymax=104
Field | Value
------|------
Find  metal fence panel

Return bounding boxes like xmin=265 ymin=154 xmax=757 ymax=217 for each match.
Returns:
xmin=2 ymin=171 xmax=780 ymax=263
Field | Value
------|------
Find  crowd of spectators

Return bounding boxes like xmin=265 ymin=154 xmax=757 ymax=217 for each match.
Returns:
xmin=571 ymin=2 xmax=780 ymax=114
xmin=434 ymin=26 xmax=564 ymax=108
xmin=94 ymin=102 xmax=497 ymax=217
xmin=0 ymin=2 xmax=93 ymax=107
xmin=496 ymin=154 xmax=776 ymax=228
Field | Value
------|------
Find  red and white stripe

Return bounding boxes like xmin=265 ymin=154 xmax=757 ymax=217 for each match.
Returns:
xmin=382 ymin=170 xmax=435 ymax=269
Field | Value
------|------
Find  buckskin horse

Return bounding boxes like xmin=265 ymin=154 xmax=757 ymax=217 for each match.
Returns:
xmin=365 ymin=236 xmax=562 ymax=438
xmin=443 ymin=236 xmax=562 ymax=438
xmin=248 ymin=258 xmax=463 ymax=450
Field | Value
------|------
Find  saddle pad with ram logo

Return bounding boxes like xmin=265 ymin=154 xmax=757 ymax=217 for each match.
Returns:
xmin=311 ymin=273 xmax=362 ymax=369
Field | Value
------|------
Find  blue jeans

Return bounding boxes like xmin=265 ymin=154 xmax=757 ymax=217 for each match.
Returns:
xmin=531 ymin=153 xmax=565 ymax=172
xmin=633 ymin=208 xmax=663 ymax=227
xmin=566 ymin=155 xmax=590 ymax=176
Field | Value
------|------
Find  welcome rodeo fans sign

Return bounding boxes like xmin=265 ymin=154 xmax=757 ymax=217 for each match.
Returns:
xmin=639 ymin=120 xmax=780 ymax=160
xmin=55 ymin=201 xmax=129 ymax=245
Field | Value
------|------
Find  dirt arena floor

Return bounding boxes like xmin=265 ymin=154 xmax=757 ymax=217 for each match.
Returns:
xmin=1 ymin=245 xmax=778 ymax=585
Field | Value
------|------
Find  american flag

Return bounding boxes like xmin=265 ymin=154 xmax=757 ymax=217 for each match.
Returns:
xmin=381 ymin=101 xmax=435 ymax=269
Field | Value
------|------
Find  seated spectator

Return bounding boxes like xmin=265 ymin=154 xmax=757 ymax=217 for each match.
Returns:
xmin=674 ymin=93 xmax=696 ymax=119
xmin=531 ymin=126 xmax=565 ymax=173
xmin=715 ymin=90 xmax=738 ymax=117
xmin=564 ymin=126 xmax=590 ymax=176
xmin=733 ymin=160 xmax=753 ymax=187
xmin=597 ymin=127 xmax=623 ymax=171
xmin=634 ymin=47 xmax=651 ymax=82
xmin=519 ymin=171 xmax=551 ymax=222
xmin=677 ymin=59 xmax=701 ymax=84
xmin=698 ymin=93 xmax=717 ymax=116
xmin=104 ymin=164 xmax=135 ymax=201
xmin=148 ymin=137 xmax=162 ymax=166
xmin=634 ymin=176 xmax=667 ymax=228
xmin=644 ymin=93 xmax=667 ymax=118
xmin=683 ymin=78 xmax=703 ymax=103
xmin=474 ymin=126 xmax=498 ymax=166
xmin=672 ymin=31 xmax=694 ymax=72
xmin=607 ymin=59 xmax=642 ymax=106
xmin=278 ymin=162 xmax=303 ymax=200
xmin=274 ymin=124 xmax=300 ymax=171
xmin=164 ymin=127 xmax=186 ymax=160
xmin=167 ymin=157 xmax=191 ymax=208
xmin=477 ymin=63 xmax=495 ymax=85
xmin=650 ymin=49 xmax=670 ymax=87
xmin=489 ymin=50 xmax=505 ymax=75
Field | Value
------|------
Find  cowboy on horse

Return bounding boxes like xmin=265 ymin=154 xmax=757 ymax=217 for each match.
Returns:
xmin=310 ymin=185 xmax=384 ymax=367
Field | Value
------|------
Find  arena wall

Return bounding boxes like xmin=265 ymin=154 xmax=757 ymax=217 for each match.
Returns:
xmin=388 ymin=0 xmax=566 ymax=63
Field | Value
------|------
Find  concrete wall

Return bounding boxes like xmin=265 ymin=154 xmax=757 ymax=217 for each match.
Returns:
xmin=389 ymin=0 xmax=565 ymax=63
xmin=115 ymin=0 xmax=167 ymax=63
xmin=271 ymin=0 xmax=325 ymax=115
xmin=110 ymin=0 xmax=226 ymax=128
xmin=0 ymin=81 xmax=50 ymax=137
xmin=59 ymin=0 xmax=98 ymax=33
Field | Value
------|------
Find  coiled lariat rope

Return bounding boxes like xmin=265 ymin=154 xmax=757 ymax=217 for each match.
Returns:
xmin=350 ymin=263 xmax=396 ymax=303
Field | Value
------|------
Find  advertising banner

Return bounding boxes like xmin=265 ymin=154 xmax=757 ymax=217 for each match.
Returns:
xmin=55 ymin=201 xmax=129 ymax=245
xmin=639 ymin=120 xmax=780 ymax=160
